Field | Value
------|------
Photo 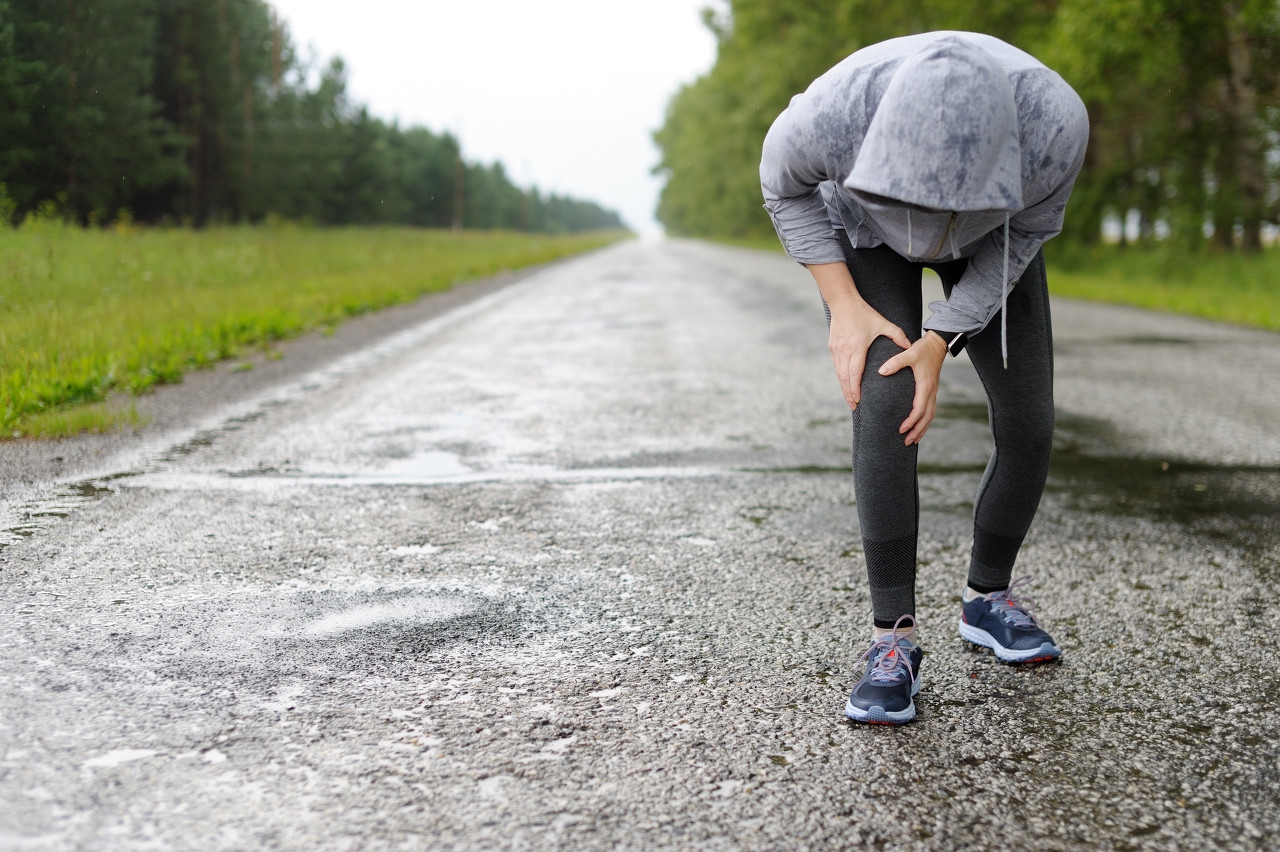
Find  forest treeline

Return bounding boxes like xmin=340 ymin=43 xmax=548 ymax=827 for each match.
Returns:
xmin=0 ymin=0 xmax=624 ymax=232
xmin=655 ymin=0 xmax=1280 ymax=252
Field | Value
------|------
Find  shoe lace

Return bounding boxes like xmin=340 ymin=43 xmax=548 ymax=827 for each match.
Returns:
xmin=858 ymin=614 xmax=917 ymax=685
xmin=986 ymin=574 xmax=1041 ymax=628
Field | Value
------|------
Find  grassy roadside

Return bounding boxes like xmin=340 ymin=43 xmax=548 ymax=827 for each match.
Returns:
xmin=714 ymin=234 xmax=1280 ymax=332
xmin=1 ymin=224 xmax=627 ymax=438
xmin=1044 ymin=245 xmax=1280 ymax=332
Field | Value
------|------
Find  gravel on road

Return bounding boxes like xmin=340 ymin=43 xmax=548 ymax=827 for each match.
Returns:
xmin=2 ymin=239 xmax=1277 ymax=850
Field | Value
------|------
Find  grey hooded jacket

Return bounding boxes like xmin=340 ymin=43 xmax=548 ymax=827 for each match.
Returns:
xmin=760 ymin=31 xmax=1088 ymax=343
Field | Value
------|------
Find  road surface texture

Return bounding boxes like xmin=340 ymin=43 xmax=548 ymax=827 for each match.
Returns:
xmin=2 ymin=239 xmax=1278 ymax=850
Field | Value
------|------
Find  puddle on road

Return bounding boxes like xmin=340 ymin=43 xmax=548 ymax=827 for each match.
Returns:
xmin=0 ymin=470 xmax=143 ymax=550
xmin=1050 ymin=450 xmax=1280 ymax=525
xmin=132 ymin=464 xmax=725 ymax=491
xmin=379 ymin=450 xmax=474 ymax=480
xmin=157 ymin=412 xmax=265 ymax=463
xmin=1047 ymin=413 xmax=1280 ymax=577
xmin=43 ymin=587 xmax=531 ymax=692
xmin=5 ymin=399 xmax=1278 ymax=579
xmin=734 ymin=402 xmax=1279 ymax=575
xmin=3 ymin=408 xmax=278 ymax=549
xmin=926 ymin=403 xmax=1279 ymax=576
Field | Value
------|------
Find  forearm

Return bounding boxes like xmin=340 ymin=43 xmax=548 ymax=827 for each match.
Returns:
xmin=807 ymin=261 xmax=868 ymax=313
xmin=811 ymin=260 xmax=950 ymax=350
xmin=922 ymin=223 xmax=1040 ymax=338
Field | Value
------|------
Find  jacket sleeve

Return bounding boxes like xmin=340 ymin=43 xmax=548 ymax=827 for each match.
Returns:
xmin=923 ymin=99 xmax=1088 ymax=337
xmin=919 ymin=203 xmax=1058 ymax=337
xmin=759 ymin=105 xmax=847 ymax=266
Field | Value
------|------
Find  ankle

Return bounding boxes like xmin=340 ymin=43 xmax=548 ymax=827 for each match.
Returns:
xmin=963 ymin=585 xmax=1005 ymax=602
xmin=872 ymin=624 xmax=918 ymax=647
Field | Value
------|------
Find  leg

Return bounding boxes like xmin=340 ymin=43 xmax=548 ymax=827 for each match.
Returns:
xmin=837 ymin=240 xmax=924 ymax=629
xmin=942 ymin=251 xmax=1055 ymax=592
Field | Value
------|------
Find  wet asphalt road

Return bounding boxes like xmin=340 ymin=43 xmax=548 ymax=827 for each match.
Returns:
xmin=2 ymin=239 xmax=1278 ymax=850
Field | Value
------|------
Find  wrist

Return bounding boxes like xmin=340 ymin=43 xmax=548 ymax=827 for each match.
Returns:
xmin=925 ymin=329 xmax=967 ymax=356
xmin=821 ymin=287 xmax=867 ymax=312
xmin=825 ymin=294 xmax=874 ymax=328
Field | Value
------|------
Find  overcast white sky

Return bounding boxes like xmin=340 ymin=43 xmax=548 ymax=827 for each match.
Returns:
xmin=265 ymin=0 xmax=720 ymax=234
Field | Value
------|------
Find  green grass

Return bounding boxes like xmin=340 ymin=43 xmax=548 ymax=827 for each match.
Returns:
xmin=1 ymin=223 xmax=626 ymax=438
xmin=1046 ymin=244 xmax=1280 ymax=332
xmin=17 ymin=401 xmax=147 ymax=439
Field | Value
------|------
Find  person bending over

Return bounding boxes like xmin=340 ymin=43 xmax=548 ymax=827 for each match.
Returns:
xmin=760 ymin=31 xmax=1089 ymax=725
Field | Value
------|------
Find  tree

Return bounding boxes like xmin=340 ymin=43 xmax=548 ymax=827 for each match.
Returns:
xmin=1050 ymin=0 xmax=1279 ymax=251
xmin=1 ymin=0 xmax=176 ymax=221
xmin=0 ymin=1 xmax=623 ymax=232
xmin=654 ymin=0 xmax=1279 ymax=251
xmin=148 ymin=0 xmax=285 ymax=223
xmin=653 ymin=0 xmax=1057 ymax=239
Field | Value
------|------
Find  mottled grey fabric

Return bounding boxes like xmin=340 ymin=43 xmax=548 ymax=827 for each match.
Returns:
xmin=760 ymin=31 xmax=1088 ymax=339
xmin=849 ymin=38 xmax=1022 ymax=213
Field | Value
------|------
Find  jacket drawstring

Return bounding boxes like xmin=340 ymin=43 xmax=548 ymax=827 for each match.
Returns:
xmin=907 ymin=210 xmax=1009 ymax=367
xmin=1001 ymin=213 xmax=1009 ymax=369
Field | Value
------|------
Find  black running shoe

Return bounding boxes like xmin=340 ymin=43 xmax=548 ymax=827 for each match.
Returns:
xmin=844 ymin=615 xmax=922 ymax=725
xmin=959 ymin=574 xmax=1061 ymax=663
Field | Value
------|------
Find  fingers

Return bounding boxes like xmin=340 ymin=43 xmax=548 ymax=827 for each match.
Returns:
xmin=898 ymin=351 xmax=939 ymax=444
xmin=834 ymin=368 xmax=855 ymax=410
xmin=900 ymin=383 xmax=937 ymax=445
xmin=833 ymin=348 xmax=866 ymax=409
xmin=881 ymin=335 xmax=943 ymax=445
xmin=846 ymin=348 xmax=866 ymax=409
xmin=883 ymin=323 xmax=912 ymax=352
xmin=874 ymin=322 xmax=912 ymax=378
xmin=827 ymin=313 xmax=909 ymax=412
xmin=878 ymin=350 xmax=906 ymax=378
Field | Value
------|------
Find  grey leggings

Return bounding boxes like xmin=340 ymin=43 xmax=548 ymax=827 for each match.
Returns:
xmin=834 ymin=238 xmax=1055 ymax=628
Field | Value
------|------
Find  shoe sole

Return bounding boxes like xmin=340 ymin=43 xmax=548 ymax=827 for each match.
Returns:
xmin=844 ymin=678 xmax=921 ymax=725
xmin=958 ymin=620 xmax=1061 ymax=664
xmin=844 ymin=700 xmax=916 ymax=725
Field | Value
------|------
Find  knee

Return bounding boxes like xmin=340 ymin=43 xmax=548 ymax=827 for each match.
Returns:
xmin=996 ymin=403 xmax=1055 ymax=459
xmin=860 ymin=337 xmax=916 ymax=409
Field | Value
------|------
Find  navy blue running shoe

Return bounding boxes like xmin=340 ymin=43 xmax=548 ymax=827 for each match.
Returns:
xmin=959 ymin=574 xmax=1061 ymax=663
xmin=844 ymin=615 xmax=923 ymax=725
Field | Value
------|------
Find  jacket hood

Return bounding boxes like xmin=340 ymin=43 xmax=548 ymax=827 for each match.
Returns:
xmin=845 ymin=36 xmax=1024 ymax=213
